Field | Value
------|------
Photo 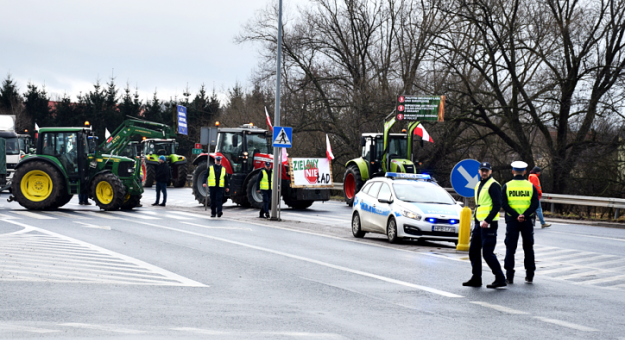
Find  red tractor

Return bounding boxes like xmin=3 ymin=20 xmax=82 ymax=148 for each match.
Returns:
xmin=191 ymin=124 xmax=329 ymax=209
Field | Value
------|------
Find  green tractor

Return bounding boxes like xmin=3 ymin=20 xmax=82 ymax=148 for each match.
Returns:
xmin=343 ymin=117 xmax=422 ymax=206
xmin=9 ymin=118 xmax=177 ymax=211
xmin=140 ymin=139 xmax=187 ymax=188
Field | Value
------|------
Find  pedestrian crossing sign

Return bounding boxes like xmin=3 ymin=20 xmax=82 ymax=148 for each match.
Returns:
xmin=272 ymin=126 xmax=292 ymax=148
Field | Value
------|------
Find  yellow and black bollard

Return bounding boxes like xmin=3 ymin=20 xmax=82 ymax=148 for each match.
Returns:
xmin=456 ymin=206 xmax=472 ymax=251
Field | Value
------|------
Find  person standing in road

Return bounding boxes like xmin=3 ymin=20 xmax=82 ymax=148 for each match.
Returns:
xmin=153 ymin=155 xmax=170 ymax=207
xmin=256 ymin=161 xmax=272 ymax=218
xmin=463 ymin=162 xmax=507 ymax=289
xmin=202 ymin=156 xmax=230 ymax=217
xmin=78 ymin=192 xmax=91 ymax=205
xmin=529 ymin=167 xmax=551 ymax=228
xmin=502 ymin=161 xmax=540 ymax=284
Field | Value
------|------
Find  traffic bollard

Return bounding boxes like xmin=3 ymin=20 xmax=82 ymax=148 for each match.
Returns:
xmin=456 ymin=207 xmax=471 ymax=251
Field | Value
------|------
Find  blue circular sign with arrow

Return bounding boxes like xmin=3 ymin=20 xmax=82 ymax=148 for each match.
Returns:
xmin=450 ymin=159 xmax=480 ymax=198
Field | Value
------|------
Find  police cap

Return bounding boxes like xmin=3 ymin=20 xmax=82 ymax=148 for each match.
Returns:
xmin=265 ymin=161 xmax=272 ymax=166
xmin=511 ymin=161 xmax=528 ymax=171
xmin=479 ymin=162 xmax=492 ymax=170
xmin=215 ymin=156 xmax=222 ymax=161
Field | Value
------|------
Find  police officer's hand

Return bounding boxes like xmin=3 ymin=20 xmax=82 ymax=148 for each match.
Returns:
xmin=203 ymin=183 xmax=207 ymax=188
xmin=257 ymin=190 xmax=260 ymax=193
xmin=480 ymin=221 xmax=489 ymax=228
xmin=517 ymin=215 xmax=525 ymax=222
xmin=226 ymin=188 xmax=229 ymax=192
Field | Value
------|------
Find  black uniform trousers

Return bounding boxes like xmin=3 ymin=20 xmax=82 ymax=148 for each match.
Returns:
xmin=209 ymin=187 xmax=224 ymax=215
xmin=469 ymin=219 xmax=505 ymax=281
xmin=261 ymin=190 xmax=271 ymax=216
xmin=504 ymin=219 xmax=535 ymax=274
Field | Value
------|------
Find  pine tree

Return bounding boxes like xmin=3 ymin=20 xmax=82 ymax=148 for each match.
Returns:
xmin=118 ymin=83 xmax=142 ymax=121
xmin=144 ymin=90 xmax=163 ymax=123
xmin=23 ymin=83 xmax=52 ymax=131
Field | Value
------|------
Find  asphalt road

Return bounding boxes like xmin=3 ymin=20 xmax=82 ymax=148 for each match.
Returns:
xmin=0 ymin=187 xmax=624 ymax=339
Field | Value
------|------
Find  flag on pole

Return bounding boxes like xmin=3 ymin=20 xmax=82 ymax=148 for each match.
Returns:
xmin=281 ymin=147 xmax=288 ymax=165
xmin=326 ymin=134 xmax=335 ymax=160
xmin=414 ymin=123 xmax=434 ymax=143
xmin=35 ymin=123 xmax=40 ymax=131
xmin=264 ymin=106 xmax=273 ymax=132
xmin=105 ymin=128 xmax=111 ymax=139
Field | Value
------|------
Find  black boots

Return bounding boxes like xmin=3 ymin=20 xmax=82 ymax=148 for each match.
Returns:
xmin=462 ymin=278 xmax=482 ymax=287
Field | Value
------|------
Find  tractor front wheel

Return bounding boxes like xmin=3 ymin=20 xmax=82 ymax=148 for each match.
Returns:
xmin=246 ymin=178 xmax=263 ymax=209
xmin=142 ymin=163 xmax=155 ymax=187
xmin=12 ymin=161 xmax=66 ymax=210
xmin=343 ymin=165 xmax=364 ymax=206
xmin=192 ymin=161 xmax=209 ymax=205
xmin=172 ymin=163 xmax=188 ymax=188
xmin=120 ymin=194 xmax=142 ymax=210
xmin=91 ymin=173 xmax=126 ymax=211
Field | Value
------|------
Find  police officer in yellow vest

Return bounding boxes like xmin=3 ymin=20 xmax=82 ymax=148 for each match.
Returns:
xmin=502 ymin=161 xmax=539 ymax=284
xmin=202 ymin=156 xmax=230 ymax=218
xmin=256 ymin=161 xmax=273 ymax=218
xmin=463 ymin=162 xmax=507 ymax=289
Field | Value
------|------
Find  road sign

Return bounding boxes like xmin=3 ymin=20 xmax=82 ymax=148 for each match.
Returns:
xmin=192 ymin=148 xmax=202 ymax=155
xmin=396 ymin=95 xmax=445 ymax=122
xmin=450 ymin=159 xmax=480 ymax=198
xmin=194 ymin=143 xmax=201 ymax=149
xmin=177 ymin=105 xmax=188 ymax=135
xmin=272 ymin=126 xmax=292 ymax=148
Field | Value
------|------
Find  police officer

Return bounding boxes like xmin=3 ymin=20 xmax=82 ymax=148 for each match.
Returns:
xmin=202 ymin=156 xmax=230 ymax=217
xmin=463 ymin=162 xmax=507 ymax=289
xmin=502 ymin=161 xmax=540 ymax=284
xmin=256 ymin=161 xmax=272 ymax=218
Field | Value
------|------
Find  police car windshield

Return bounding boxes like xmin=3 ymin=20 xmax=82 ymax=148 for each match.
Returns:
xmin=393 ymin=182 xmax=455 ymax=205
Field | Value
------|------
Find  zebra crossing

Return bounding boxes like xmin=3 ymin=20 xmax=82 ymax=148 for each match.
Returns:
xmin=0 ymin=221 xmax=205 ymax=287
xmin=0 ymin=208 xmax=202 ymax=222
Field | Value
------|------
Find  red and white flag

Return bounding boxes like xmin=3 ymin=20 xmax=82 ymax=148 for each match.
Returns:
xmin=414 ymin=123 xmax=434 ymax=143
xmin=264 ymin=106 xmax=273 ymax=132
xmin=35 ymin=123 xmax=40 ymax=131
xmin=326 ymin=134 xmax=335 ymax=160
xmin=281 ymin=147 xmax=288 ymax=165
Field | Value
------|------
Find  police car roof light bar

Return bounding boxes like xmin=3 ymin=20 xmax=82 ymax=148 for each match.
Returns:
xmin=385 ymin=172 xmax=431 ymax=180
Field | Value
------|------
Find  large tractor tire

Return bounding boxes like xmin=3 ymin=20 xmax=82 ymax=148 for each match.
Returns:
xmin=343 ymin=165 xmax=364 ymax=206
xmin=192 ymin=161 xmax=209 ymax=205
xmin=284 ymin=197 xmax=314 ymax=210
xmin=12 ymin=161 xmax=66 ymax=210
xmin=120 ymin=194 xmax=142 ymax=210
xmin=91 ymin=173 xmax=126 ymax=211
xmin=245 ymin=179 xmax=263 ymax=209
xmin=231 ymin=194 xmax=250 ymax=207
xmin=172 ymin=163 xmax=188 ymax=188
xmin=142 ymin=163 xmax=155 ymax=187
xmin=53 ymin=192 xmax=74 ymax=209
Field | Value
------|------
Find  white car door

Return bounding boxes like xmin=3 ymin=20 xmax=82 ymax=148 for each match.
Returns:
xmin=371 ymin=183 xmax=393 ymax=232
xmin=359 ymin=182 xmax=382 ymax=232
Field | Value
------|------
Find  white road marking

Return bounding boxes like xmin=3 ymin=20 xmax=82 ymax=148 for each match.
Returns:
xmin=0 ymin=213 xmax=19 ymax=220
xmin=109 ymin=211 xmax=160 ymax=220
xmin=40 ymin=211 xmax=91 ymax=219
xmin=182 ymin=222 xmax=252 ymax=231
xmin=537 ymin=267 xmax=577 ymax=275
xmin=73 ymin=211 xmax=122 ymax=219
xmin=533 ymin=316 xmax=598 ymax=332
xmin=470 ymin=301 xmax=528 ymax=315
xmin=60 ymin=323 xmax=145 ymax=334
xmin=545 ymin=230 xmax=625 ymax=242
xmin=0 ymin=220 xmax=206 ymax=287
xmin=171 ymin=327 xmax=345 ymax=338
xmin=10 ymin=211 xmax=57 ymax=219
xmin=134 ymin=220 xmax=462 ymax=298
xmin=137 ymin=210 xmax=194 ymax=220
xmin=556 ymin=270 xmax=606 ymax=280
xmin=74 ymin=221 xmax=111 ymax=230
xmin=165 ymin=210 xmax=202 ymax=218
xmin=283 ymin=212 xmax=349 ymax=224
xmin=579 ymin=274 xmax=625 ymax=285
xmin=564 ymin=254 xmax=620 ymax=264
xmin=546 ymin=251 xmax=595 ymax=261
xmin=0 ymin=324 xmax=59 ymax=333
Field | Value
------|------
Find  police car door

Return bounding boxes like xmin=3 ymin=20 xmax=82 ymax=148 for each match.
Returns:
xmin=360 ymin=182 xmax=382 ymax=232
xmin=371 ymin=183 xmax=393 ymax=232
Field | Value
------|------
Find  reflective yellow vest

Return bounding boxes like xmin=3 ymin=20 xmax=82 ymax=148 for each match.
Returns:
xmin=260 ymin=169 xmax=273 ymax=190
xmin=207 ymin=166 xmax=226 ymax=187
xmin=474 ymin=177 xmax=500 ymax=221
xmin=506 ymin=179 xmax=533 ymax=215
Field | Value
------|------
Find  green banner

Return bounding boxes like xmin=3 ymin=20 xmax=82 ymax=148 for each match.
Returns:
xmin=192 ymin=148 xmax=203 ymax=155
xmin=397 ymin=95 xmax=445 ymax=122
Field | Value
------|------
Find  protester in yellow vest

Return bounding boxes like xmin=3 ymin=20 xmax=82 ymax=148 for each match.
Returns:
xmin=202 ymin=156 xmax=230 ymax=218
xmin=463 ymin=162 xmax=507 ymax=289
xmin=502 ymin=161 xmax=539 ymax=284
xmin=256 ymin=161 xmax=273 ymax=218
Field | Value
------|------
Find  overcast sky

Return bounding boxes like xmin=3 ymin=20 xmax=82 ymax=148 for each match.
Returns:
xmin=0 ymin=0 xmax=304 ymax=104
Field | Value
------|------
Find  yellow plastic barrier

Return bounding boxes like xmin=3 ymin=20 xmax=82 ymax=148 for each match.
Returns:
xmin=456 ymin=207 xmax=472 ymax=251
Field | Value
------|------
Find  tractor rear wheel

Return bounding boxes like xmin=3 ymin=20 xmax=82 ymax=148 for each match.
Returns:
xmin=192 ymin=161 xmax=209 ymax=205
xmin=172 ymin=163 xmax=187 ymax=188
xmin=343 ymin=165 xmax=364 ymax=206
xmin=142 ymin=163 xmax=155 ymax=187
xmin=246 ymin=178 xmax=263 ymax=209
xmin=53 ymin=191 xmax=74 ymax=209
xmin=12 ymin=161 xmax=66 ymax=210
xmin=120 ymin=194 xmax=142 ymax=210
xmin=91 ymin=173 xmax=126 ymax=211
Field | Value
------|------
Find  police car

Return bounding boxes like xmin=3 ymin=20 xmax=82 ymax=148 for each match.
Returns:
xmin=351 ymin=173 xmax=463 ymax=244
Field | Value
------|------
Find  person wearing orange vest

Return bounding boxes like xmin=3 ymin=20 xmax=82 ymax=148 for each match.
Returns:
xmin=502 ymin=161 xmax=539 ymax=284
xmin=463 ymin=162 xmax=507 ymax=289
xmin=529 ymin=166 xmax=551 ymax=228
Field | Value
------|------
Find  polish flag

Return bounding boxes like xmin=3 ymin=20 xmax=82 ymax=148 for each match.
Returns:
xmin=281 ymin=147 xmax=288 ymax=165
xmin=326 ymin=134 xmax=335 ymax=160
xmin=264 ymin=106 xmax=273 ymax=132
xmin=414 ymin=123 xmax=434 ymax=143
xmin=105 ymin=128 xmax=111 ymax=139
xmin=35 ymin=123 xmax=40 ymax=131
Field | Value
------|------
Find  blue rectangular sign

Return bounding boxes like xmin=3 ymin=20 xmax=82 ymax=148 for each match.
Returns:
xmin=177 ymin=105 xmax=188 ymax=135
xmin=272 ymin=126 xmax=292 ymax=148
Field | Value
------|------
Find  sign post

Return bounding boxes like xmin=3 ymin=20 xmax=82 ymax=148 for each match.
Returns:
xmin=271 ymin=0 xmax=284 ymax=221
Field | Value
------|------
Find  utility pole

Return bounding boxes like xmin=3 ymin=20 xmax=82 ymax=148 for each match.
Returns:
xmin=270 ymin=0 xmax=283 ymax=221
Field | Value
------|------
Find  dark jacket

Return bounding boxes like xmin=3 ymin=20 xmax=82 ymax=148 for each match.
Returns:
xmin=256 ymin=168 xmax=272 ymax=191
xmin=502 ymin=175 xmax=540 ymax=221
xmin=202 ymin=164 xmax=230 ymax=188
xmin=475 ymin=175 xmax=502 ymax=224
xmin=155 ymin=162 xmax=170 ymax=183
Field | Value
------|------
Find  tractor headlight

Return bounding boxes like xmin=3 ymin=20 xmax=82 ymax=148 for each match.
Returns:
xmin=401 ymin=209 xmax=422 ymax=220
xmin=128 ymin=167 xmax=135 ymax=173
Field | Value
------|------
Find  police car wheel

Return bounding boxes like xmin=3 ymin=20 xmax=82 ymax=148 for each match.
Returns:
xmin=387 ymin=217 xmax=399 ymax=243
xmin=352 ymin=212 xmax=365 ymax=238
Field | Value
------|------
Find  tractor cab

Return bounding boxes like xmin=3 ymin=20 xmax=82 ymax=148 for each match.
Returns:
xmin=361 ymin=133 xmax=414 ymax=177
xmin=17 ymin=134 xmax=33 ymax=155
xmin=144 ymin=139 xmax=177 ymax=157
xmin=214 ymin=124 xmax=272 ymax=174
xmin=36 ymin=128 xmax=93 ymax=184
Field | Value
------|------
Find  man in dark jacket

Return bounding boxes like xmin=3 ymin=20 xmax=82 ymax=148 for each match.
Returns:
xmin=202 ymin=156 xmax=230 ymax=217
xmin=153 ymin=155 xmax=170 ymax=207
xmin=256 ymin=161 xmax=272 ymax=218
